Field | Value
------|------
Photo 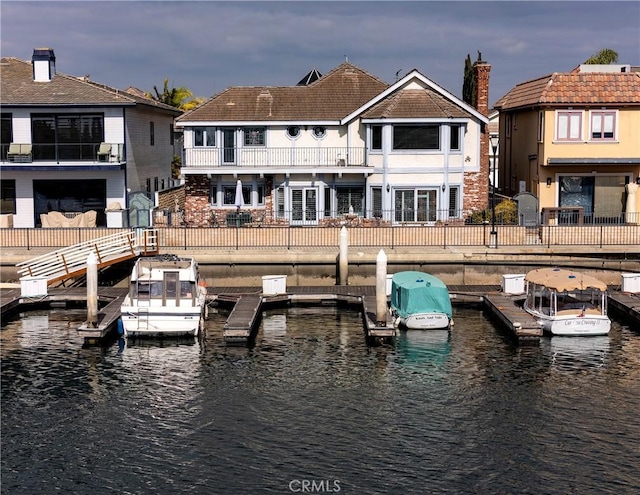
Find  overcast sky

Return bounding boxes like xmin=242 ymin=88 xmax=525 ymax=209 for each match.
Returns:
xmin=2 ymin=1 xmax=639 ymax=106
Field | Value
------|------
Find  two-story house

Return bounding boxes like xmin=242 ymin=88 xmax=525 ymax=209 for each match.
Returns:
xmin=176 ymin=61 xmax=491 ymax=227
xmin=0 ymin=48 xmax=182 ymax=228
xmin=494 ymin=64 xmax=640 ymax=224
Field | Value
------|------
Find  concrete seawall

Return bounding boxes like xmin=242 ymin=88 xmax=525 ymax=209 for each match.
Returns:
xmin=3 ymin=245 xmax=637 ymax=287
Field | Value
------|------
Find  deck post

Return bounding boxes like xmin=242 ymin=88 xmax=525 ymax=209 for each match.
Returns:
xmin=376 ymin=249 xmax=388 ymax=324
xmin=86 ymin=252 xmax=98 ymax=327
xmin=339 ymin=226 xmax=348 ymax=286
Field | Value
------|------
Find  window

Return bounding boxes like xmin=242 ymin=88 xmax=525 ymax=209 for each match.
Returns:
xmin=169 ymin=124 xmax=174 ymax=146
xmin=223 ymin=183 xmax=251 ymax=206
xmin=395 ymin=188 xmax=437 ymax=222
xmin=146 ymin=178 xmax=151 ymax=193
xmin=371 ymin=125 xmax=382 ymax=151
xmin=393 ymin=125 xmax=439 ymax=150
xmin=336 ymin=187 xmax=364 ymax=215
xmin=244 ymin=127 xmax=265 ymax=146
xmin=194 ymin=127 xmax=216 ymax=147
xmin=312 ymin=126 xmax=326 ymax=139
xmin=31 ymin=114 xmax=103 ymax=161
xmin=538 ymin=112 xmax=544 ymax=142
xmin=450 ymin=124 xmax=461 ymax=151
xmin=287 ymin=126 xmax=300 ymax=138
xmin=556 ymin=111 xmax=582 ymax=141
xmin=154 ymin=177 xmax=159 ymax=192
xmin=1 ymin=179 xmax=16 ymax=214
xmin=1 ymin=113 xmax=12 ymax=161
xmin=371 ymin=187 xmax=382 ymax=218
xmin=590 ymin=111 xmax=616 ymax=140
xmin=448 ymin=187 xmax=459 ymax=217
xmin=150 ymin=121 xmax=155 ymax=146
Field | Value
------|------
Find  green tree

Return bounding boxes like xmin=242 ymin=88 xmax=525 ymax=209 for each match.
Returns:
xmin=462 ymin=53 xmax=475 ymax=105
xmin=147 ymin=78 xmax=205 ymax=111
xmin=584 ymin=48 xmax=619 ymax=65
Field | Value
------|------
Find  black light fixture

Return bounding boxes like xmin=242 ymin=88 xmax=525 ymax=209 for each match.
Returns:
xmin=546 ymin=177 xmax=552 ymax=187
xmin=442 ymin=183 xmax=446 ymax=192
xmin=489 ymin=135 xmax=499 ymax=248
xmin=386 ymin=183 xmax=390 ymax=192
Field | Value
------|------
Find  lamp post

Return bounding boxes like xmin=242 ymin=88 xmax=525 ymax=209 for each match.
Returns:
xmin=489 ymin=135 xmax=499 ymax=248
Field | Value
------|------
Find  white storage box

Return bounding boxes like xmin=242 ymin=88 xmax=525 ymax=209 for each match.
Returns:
xmin=20 ymin=276 xmax=48 ymax=297
xmin=621 ymin=273 xmax=640 ymax=293
xmin=262 ymin=275 xmax=287 ymax=295
xmin=502 ymin=274 xmax=525 ymax=295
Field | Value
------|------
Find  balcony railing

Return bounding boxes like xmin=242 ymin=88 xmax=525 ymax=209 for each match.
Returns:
xmin=0 ymin=143 xmax=122 ymax=164
xmin=183 ymin=146 xmax=366 ymax=168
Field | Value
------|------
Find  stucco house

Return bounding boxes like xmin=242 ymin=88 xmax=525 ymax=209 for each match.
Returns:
xmin=0 ymin=48 xmax=182 ymax=228
xmin=494 ymin=64 xmax=640 ymax=224
xmin=176 ymin=61 xmax=491 ymax=227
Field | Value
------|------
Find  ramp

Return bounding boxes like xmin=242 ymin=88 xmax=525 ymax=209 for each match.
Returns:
xmin=16 ymin=229 xmax=158 ymax=286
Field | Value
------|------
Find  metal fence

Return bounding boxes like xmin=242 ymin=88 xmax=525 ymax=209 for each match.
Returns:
xmin=2 ymin=223 xmax=639 ymax=251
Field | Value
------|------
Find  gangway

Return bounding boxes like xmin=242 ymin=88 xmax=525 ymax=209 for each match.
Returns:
xmin=16 ymin=229 xmax=158 ymax=286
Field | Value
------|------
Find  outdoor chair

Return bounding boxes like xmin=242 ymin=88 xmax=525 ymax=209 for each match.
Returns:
xmin=7 ymin=143 xmax=32 ymax=162
xmin=97 ymin=143 xmax=112 ymax=162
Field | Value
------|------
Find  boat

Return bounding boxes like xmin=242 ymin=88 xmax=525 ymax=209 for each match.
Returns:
xmin=389 ymin=271 xmax=453 ymax=330
xmin=523 ymin=267 xmax=611 ymax=336
xmin=119 ymin=255 xmax=207 ymax=337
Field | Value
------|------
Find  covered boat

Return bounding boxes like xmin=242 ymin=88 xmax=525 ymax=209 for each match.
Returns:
xmin=120 ymin=255 xmax=207 ymax=337
xmin=523 ymin=267 xmax=610 ymax=336
xmin=390 ymin=271 xmax=453 ymax=330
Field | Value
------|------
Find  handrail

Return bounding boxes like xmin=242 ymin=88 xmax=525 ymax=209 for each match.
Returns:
xmin=16 ymin=229 xmax=158 ymax=284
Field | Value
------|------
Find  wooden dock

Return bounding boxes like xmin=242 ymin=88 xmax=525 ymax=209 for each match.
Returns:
xmin=607 ymin=291 xmax=640 ymax=322
xmin=483 ymin=292 xmax=543 ymax=341
xmin=223 ymin=294 xmax=263 ymax=342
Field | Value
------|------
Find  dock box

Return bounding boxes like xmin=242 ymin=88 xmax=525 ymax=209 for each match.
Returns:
xmin=20 ymin=276 xmax=48 ymax=297
xmin=262 ymin=275 xmax=287 ymax=295
xmin=621 ymin=273 xmax=640 ymax=293
xmin=502 ymin=274 xmax=525 ymax=295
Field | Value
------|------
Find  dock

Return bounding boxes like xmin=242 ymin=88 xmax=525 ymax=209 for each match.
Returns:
xmin=483 ymin=292 xmax=543 ymax=341
xmin=3 ymin=285 xmax=639 ymax=346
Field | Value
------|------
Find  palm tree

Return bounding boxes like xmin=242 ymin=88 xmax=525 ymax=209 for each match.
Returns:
xmin=584 ymin=48 xmax=619 ymax=65
xmin=146 ymin=79 xmax=205 ymax=111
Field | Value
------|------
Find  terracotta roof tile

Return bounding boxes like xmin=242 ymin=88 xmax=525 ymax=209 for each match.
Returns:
xmin=179 ymin=62 xmax=389 ymax=122
xmin=495 ymin=71 xmax=640 ymax=110
xmin=0 ymin=56 xmax=180 ymax=114
xmin=362 ymin=88 xmax=472 ymax=119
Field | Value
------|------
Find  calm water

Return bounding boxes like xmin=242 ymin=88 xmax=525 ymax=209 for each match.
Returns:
xmin=1 ymin=304 xmax=639 ymax=495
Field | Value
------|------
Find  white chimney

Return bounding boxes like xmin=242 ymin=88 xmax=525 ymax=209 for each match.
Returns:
xmin=32 ymin=48 xmax=56 ymax=82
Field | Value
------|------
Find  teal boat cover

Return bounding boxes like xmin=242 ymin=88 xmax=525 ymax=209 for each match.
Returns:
xmin=390 ymin=271 xmax=453 ymax=319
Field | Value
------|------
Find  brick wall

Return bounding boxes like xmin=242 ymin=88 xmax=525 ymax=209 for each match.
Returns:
xmin=463 ymin=61 xmax=491 ymax=215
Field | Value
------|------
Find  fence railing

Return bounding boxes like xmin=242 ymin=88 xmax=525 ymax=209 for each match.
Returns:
xmin=1 ymin=224 xmax=638 ymax=251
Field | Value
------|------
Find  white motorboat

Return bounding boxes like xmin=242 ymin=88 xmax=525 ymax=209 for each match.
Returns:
xmin=390 ymin=271 xmax=453 ymax=330
xmin=120 ymin=255 xmax=207 ymax=337
xmin=523 ymin=267 xmax=611 ymax=336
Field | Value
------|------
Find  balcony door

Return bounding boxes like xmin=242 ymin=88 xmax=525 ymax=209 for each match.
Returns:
xmin=223 ymin=129 xmax=235 ymax=164
xmin=291 ymin=188 xmax=317 ymax=225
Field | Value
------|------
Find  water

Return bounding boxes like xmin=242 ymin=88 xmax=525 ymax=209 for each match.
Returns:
xmin=1 ymin=305 xmax=639 ymax=495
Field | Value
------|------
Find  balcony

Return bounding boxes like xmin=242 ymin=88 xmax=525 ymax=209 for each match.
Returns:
xmin=183 ymin=146 xmax=366 ymax=169
xmin=0 ymin=143 xmax=124 ymax=165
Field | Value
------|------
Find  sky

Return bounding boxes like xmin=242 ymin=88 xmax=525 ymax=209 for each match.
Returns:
xmin=1 ymin=1 xmax=639 ymax=107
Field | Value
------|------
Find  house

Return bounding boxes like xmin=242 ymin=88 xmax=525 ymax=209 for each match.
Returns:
xmin=0 ymin=48 xmax=182 ymax=228
xmin=494 ymin=64 xmax=640 ymax=224
xmin=175 ymin=60 xmax=491 ymax=227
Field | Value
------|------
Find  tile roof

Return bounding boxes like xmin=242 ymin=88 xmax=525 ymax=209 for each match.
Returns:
xmin=0 ymin=57 xmax=180 ymax=114
xmin=178 ymin=62 xmax=389 ymax=122
xmin=361 ymin=88 xmax=473 ymax=119
xmin=495 ymin=71 xmax=640 ymax=110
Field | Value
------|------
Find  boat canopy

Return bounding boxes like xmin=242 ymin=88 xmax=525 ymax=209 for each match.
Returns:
xmin=390 ymin=271 xmax=452 ymax=319
xmin=525 ymin=268 xmax=607 ymax=292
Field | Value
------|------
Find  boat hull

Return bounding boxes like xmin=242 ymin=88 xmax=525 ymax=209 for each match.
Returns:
xmin=397 ymin=313 xmax=451 ymax=330
xmin=120 ymin=301 xmax=205 ymax=337
xmin=525 ymin=309 xmax=610 ymax=336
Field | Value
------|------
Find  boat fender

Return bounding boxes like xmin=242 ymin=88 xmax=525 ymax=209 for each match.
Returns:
xmin=117 ymin=318 xmax=124 ymax=335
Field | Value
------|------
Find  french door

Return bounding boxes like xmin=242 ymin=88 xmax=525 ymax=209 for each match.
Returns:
xmin=291 ymin=188 xmax=317 ymax=225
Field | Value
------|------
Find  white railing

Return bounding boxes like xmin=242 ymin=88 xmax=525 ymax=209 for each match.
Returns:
xmin=16 ymin=229 xmax=158 ymax=284
xmin=183 ymin=146 xmax=366 ymax=168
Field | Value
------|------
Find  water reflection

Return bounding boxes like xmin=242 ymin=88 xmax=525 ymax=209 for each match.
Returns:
xmin=548 ymin=335 xmax=611 ymax=370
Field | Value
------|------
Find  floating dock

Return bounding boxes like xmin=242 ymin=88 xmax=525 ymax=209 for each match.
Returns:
xmin=3 ymin=285 xmax=639 ymax=346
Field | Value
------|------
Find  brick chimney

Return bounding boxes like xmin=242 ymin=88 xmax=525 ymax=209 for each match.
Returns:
xmin=463 ymin=54 xmax=492 ymax=214
xmin=32 ymin=48 xmax=56 ymax=82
